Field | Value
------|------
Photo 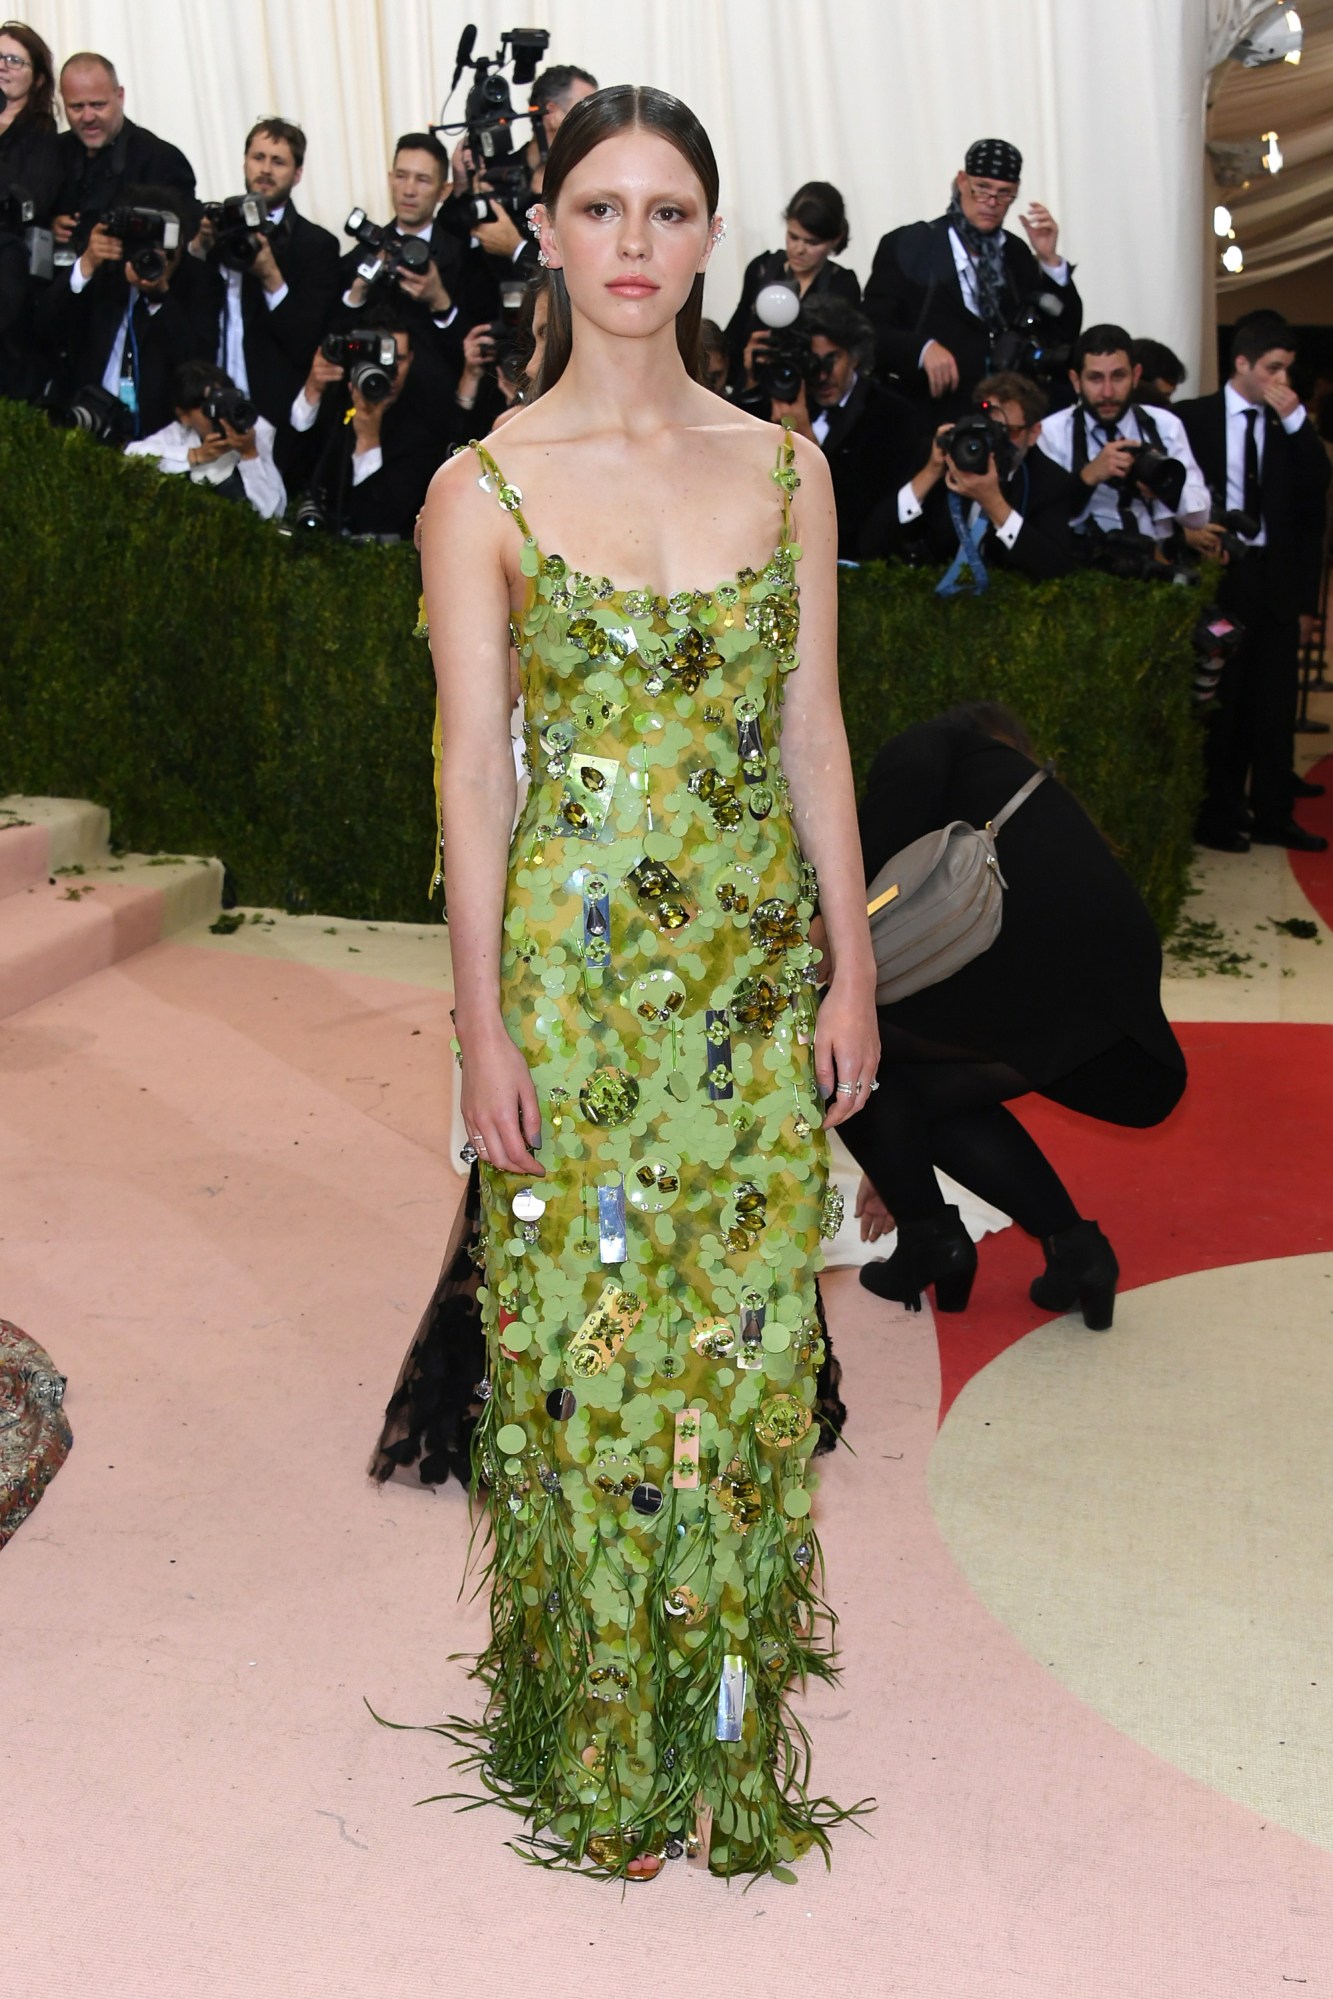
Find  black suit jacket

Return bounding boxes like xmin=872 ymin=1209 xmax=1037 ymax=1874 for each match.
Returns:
xmin=722 ymin=251 xmax=861 ymax=389
xmin=1174 ymin=389 xmax=1330 ymax=614
xmin=0 ymin=114 xmax=63 ymax=224
xmin=179 ymin=202 xmax=341 ymax=426
xmin=813 ymin=375 xmax=925 ymax=561
xmin=862 ymin=215 xmax=1081 ymax=418
xmin=54 ymin=117 xmax=197 ymax=237
xmin=863 ymin=441 xmax=1081 ymax=578
xmin=33 ymin=259 xmax=195 ymax=435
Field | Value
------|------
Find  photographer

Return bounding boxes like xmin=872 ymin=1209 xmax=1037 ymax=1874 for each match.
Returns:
xmin=282 ymin=306 xmax=452 ymax=540
xmin=124 ymin=358 xmax=286 ymax=520
xmin=1037 ymin=323 xmax=1211 ymax=549
xmin=0 ymin=21 xmax=60 ymax=223
xmin=765 ymin=294 xmax=924 ymax=561
xmin=35 ymin=182 xmax=192 ymax=437
xmin=1131 ymin=337 xmax=1187 ymax=408
xmin=52 ymin=52 xmax=195 ymax=257
xmin=873 ymin=371 xmax=1080 ymax=578
xmin=863 ymin=137 xmax=1080 ymax=419
xmin=524 ymin=65 xmax=598 ymax=192
xmin=181 ymin=119 xmax=339 ymax=428
xmin=725 ymin=182 xmax=861 ymax=394
xmin=445 ymin=269 xmax=548 ymax=446
xmin=1176 ymin=314 xmax=1331 ymax=853
xmin=335 ymin=132 xmax=471 ymax=364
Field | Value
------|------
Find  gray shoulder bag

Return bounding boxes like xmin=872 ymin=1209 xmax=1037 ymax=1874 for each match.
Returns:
xmin=865 ymin=765 xmax=1051 ymax=1005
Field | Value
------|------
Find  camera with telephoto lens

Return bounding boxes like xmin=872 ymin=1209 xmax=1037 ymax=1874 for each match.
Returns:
xmin=1191 ymin=603 xmax=1244 ymax=706
xmin=477 ymin=277 xmax=530 ymax=384
xmin=437 ymin=24 xmax=549 ymax=227
xmin=200 ymin=194 xmax=272 ymax=271
xmin=939 ymin=406 xmax=1017 ymax=480
xmin=1208 ymin=502 xmax=1261 ymax=562
xmin=749 ymin=282 xmax=829 ymax=406
xmin=46 ymin=382 xmax=136 ymax=446
xmin=0 ymin=183 xmax=53 ymax=281
xmin=343 ymin=209 xmax=432 ymax=289
xmin=201 ymin=385 xmax=257 ymax=433
xmin=1081 ymin=520 xmax=1195 ymax=586
xmin=1111 ymin=440 xmax=1188 ymax=513
xmin=321 ymin=328 xmax=400 ymax=403
xmin=99 ymin=205 xmax=181 ymax=282
xmin=991 ymin=290 xmax=1071 ymax=382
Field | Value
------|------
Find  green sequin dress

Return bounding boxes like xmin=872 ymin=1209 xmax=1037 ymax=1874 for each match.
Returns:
xmin=455 ymin=428 xmax=851 ymax=1880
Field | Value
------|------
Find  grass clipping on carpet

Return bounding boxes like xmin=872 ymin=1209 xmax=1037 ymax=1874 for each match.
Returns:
xmin=1 ymin=401 xmax=1202 ymax=929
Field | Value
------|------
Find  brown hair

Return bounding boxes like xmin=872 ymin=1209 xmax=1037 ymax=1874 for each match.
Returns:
xmin=974 ymin=371 xmax=1047 ymax=425
xmin=0 ymin=19 xmax=55 ymax=125
xmin=534 ymin=83 xmax=719 ymax=397
xmin=245 ymin=116 xmax=308 ymax=170
xmin=785 ymin=180 xmax=849 ymax=255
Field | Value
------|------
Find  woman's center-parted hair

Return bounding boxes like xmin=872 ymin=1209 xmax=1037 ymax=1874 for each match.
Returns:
xmin=532 ymin=84 xmax=720 ymax=398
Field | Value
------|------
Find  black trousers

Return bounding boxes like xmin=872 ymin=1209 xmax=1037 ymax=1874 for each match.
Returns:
xmin=1201 ymin=553 xmax=1299 ymax=832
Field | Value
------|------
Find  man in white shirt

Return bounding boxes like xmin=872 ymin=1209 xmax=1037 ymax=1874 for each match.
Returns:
xmin=125 ymin=358 xmax=286 ymax=519
xmin=1037 ymin=323 xmax=1212 ymax=549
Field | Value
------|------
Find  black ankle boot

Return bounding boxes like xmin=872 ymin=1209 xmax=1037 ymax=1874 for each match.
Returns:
xmin=1029 ymin=1220 xmax=1119 ymax=1331
xmin=859 ymin=1206 xmax=978 ymax=1314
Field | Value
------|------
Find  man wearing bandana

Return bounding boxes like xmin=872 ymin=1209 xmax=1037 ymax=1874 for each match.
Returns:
xmin=862 ymin=137 xmax=1081 ymax=420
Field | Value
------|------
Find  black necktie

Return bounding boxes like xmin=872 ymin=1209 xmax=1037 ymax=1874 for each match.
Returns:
xmin=1242 ymin=408 xmax=1262 ymax=526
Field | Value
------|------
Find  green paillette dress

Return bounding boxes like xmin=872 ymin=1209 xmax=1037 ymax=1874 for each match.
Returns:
xmin=452 ymin=429 xmax=852 ymax=1880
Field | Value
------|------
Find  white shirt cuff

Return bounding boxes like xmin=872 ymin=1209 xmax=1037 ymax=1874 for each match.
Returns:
xmin=264 ymin=281 xmax=289 ymax=311
xmin=433 ymin=304 xmax=459 ymax=329
xmin=341 ymin=285 xmax=361 ymax=309
xmin=69 ymin=257 xmax=90 ymax=294
xmin=1039 ymin=257 xmax=1071 ymax=286
xmin=898 ymin=480 xmax=923 ymax=524
xmin=1281 ymin=402 xmax=1308 ymax=435
xmin=289 ymin=391 xmax=319 ymax=432
xmin=351 ymin=445 xmax=382 ymax=486
xmin=994 ymin=509 xmax=1023 ymax=549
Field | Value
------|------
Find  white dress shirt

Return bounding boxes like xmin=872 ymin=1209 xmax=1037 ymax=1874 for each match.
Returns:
xmin=125 ymin=414 xmax=287 ymax=519
xmin=1037 ymin=401 xmax=1211 ymax=539
xmin=217 ymin=202 xmax=289 ymax=395
xmin=811 ymin=374 xmax=856 ymax=446
xmin=1222 ymin=379 xmax=1308 ymax=546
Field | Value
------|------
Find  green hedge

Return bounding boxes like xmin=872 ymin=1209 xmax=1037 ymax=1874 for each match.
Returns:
xmin=0 ymin=400 xmax=1202 ymax=931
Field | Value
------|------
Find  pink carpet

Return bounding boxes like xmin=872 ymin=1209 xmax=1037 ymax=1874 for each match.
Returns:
xmin=4 ymin=938 xmax=1333 ymax=1994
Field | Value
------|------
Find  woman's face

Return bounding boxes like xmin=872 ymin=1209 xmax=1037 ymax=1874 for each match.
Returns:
xmin=540 ymin=127 xmax=718 ymax=343
xmin=785 ymin=220 xmax=833 ymax=279
xmin=0 ymin=35 xmax=33 ymax=107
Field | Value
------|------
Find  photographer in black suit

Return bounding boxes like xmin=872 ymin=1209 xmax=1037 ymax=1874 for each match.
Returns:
xmin=724 ymin=181 xmax=861 ymax=394
xmin=181 ymin=119 xmax=339 ymax=429
xmin=869 ymin=370 xmax=1080 ymax=578
xmin=335 ymin=132 xmax=473 ymax=366
xmin=282 ymin=304 xmax=453 ymax=540
xmin=52 ymin=52 xmax=195 ymax=257
xmin=1176 ymin=315 xmax=1332 ymax=853
xmin=863 ymin=137 xmax=1080 ymax=420
xmin=35 ymin=181 xmax=192 ymax=436
xmin=766 ymin=294 xmax=923 ymax=561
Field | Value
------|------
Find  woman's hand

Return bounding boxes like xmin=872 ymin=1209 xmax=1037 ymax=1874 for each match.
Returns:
xmin=854 ymin=1174 xmax=894 ymax=1242
xmin=458 ymin=1017 xmax=544 ymax=1175
xmin=814 ymin=972 xmax=880 ymax=1130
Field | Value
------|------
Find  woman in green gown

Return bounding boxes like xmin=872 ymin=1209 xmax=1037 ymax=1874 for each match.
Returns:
xmin=418 ymin=84 xmax=878 ymax=1881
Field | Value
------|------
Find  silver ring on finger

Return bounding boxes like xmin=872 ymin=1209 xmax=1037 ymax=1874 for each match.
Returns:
xmin=835 ymin=1082 xmax=855 ymax=1096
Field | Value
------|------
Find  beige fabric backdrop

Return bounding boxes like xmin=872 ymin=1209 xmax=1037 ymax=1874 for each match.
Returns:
xmin=22 ymin=0 xmax=1239 ymax=376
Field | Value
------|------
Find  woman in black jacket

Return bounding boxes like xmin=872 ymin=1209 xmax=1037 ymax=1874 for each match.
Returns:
xmin=0 ymin=21 xmax=61 ymax=223
xmin=839 ymin=705 xmax=1186 ymax=1329
xmin=724 ymin=179 xmax=860 ymax=393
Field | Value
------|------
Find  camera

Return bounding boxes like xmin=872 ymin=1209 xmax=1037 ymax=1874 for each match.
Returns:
xmin=992 ymin=290 xmax=1071 ymax=382
xmin=100 ymin=205 xmax=181 ymax=283
xmin=749 ymin=282 xmax=827 ymax=406
xmin=343 ymin=208 xmax=432 ymax=290
xmin=201 ymin=385 xmax=257 ymax=432
xmin=1208 ymin=502 xmax=1260 ymax=561
xmin=291 ymin=489 xmax=329 ymax=533
xmin=438 ymin=25 xmax=549 ymax=226
xmin=477 ymin=277 xmax=531 ymax=384
xmin=46 ymin=382 xmax=135 ymax=447
xmin=321 ymin=329 xmax=400 ymax=403
xmin=201 ymin=194 xmax=271 ymax=271
xmin=1192 ymin=603 xmax=1244 ymax=705
xmin=1081 ymin=521 xmax=1195 ymax=586
xmin=1113 ymin=441 xmax=1188 ymax=513
xmin=0 ymin=183 xmax=53 ymax=280
xmin=939 ymin=407 xmax=1016 ymax=480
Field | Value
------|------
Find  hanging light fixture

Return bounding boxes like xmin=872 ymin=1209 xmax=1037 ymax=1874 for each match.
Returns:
xmin=1213 ymin=203 xmax=1234 ymax=235
xmin=1221 ymin=243 xmax=1245 ymax=274
xmin=1261 ymin=130 xmax=1284 ymax=173
xmin=1230 ymin=5 xmax=1303 ymax=66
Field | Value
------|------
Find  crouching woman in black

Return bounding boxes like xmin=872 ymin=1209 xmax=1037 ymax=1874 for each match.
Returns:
xmin=838 ymin=704 xmax=1186 ymax=1329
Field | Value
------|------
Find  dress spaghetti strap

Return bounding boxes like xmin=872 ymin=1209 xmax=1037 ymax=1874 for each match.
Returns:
xmin=772 ymin=423 xmax=800 ymax=549
xmin=467 ymin=438 xmax=539 ymax=554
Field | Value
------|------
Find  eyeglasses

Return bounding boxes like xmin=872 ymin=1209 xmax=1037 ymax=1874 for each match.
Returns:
xmin=0 ymin=52 xmax=32 ymax=68
xmin=965 ymin=178 xmax=1017 ymax=208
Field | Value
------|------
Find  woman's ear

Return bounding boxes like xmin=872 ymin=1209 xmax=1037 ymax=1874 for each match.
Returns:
xmin=530 ymin=202 xmax=561 ymax=270
xmin=699 ymin=213 xmax=727 ymax=275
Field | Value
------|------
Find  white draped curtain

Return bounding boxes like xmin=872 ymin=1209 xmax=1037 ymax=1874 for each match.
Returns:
xmin=24 ymin=0 xmax=1226 ymax=376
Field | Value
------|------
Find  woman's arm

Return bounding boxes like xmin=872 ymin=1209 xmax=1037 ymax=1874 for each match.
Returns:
xmin=422 ymin=450 xmax=543 ymax=1175
xmin=779 ymin=433 xmax=880 ymax=1126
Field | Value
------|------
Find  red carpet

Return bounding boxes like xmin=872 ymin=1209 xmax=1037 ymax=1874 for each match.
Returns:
xmin=936 ymin=1020 xmax=1333 ymax=1419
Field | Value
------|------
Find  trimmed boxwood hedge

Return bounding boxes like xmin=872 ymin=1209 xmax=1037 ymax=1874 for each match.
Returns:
xmin=0 ymin=400 xmax=1202 ymax=931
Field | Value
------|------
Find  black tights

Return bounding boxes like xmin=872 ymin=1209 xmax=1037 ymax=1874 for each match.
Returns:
xmin=837 ymin=1028 xmax=1081 ymax=1239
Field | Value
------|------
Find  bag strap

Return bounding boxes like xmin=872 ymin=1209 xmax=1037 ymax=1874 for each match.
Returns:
xmin=986 ymin=762 xmax=1052 ymax=837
